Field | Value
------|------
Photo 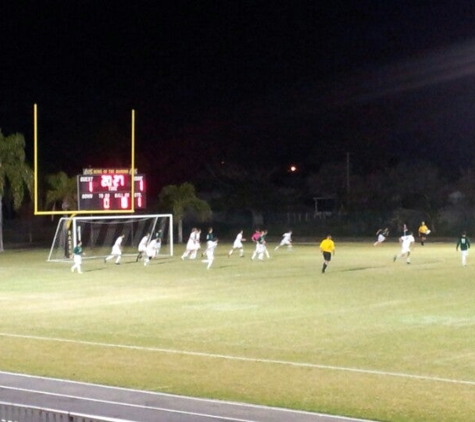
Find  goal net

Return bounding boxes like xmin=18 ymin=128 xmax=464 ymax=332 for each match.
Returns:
xmin=47 ymin=214 xmax=173 ymax=262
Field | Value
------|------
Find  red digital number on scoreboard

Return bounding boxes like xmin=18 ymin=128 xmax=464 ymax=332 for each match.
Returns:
xmin=100 ymin=174 xmax=126 ymax=190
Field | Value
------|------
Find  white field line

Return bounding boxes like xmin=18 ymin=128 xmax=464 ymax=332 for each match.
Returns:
xmin=2 ymin=332 xmax=475 ymax=387
xmin=0 ymin=386 xmax=257 ymax=422
xmin=0 ymin=375 xmax=374 ymax=422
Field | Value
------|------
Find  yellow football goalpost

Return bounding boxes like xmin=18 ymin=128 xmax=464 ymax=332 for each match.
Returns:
xmin=33 ymin=103 xmax=137 ymax=215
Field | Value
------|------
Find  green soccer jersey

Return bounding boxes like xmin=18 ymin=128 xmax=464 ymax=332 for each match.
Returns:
xmin=456 ymin=236 xmax=471 ymax=251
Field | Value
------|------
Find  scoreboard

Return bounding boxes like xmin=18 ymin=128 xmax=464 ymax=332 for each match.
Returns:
xmin=77 ymin=169 xmax=146 ymax=211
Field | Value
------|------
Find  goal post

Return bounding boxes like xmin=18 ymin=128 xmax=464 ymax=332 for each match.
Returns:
xmin=47 ymin=214 xmax=173 ymax=262
xmin=34 ymin=104 xmax=141 ymax=216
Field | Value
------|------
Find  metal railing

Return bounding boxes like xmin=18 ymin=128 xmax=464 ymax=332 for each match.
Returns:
xmin=0 ymin=401 xmax=133 ymax=422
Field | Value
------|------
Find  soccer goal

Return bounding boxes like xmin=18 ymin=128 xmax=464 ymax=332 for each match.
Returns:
xmin=47 ymin=214 xmax=173 ymax=262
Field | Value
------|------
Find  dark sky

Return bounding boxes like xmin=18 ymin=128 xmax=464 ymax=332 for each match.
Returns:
xmin=3 ymin=1 xmax=475 ymax=190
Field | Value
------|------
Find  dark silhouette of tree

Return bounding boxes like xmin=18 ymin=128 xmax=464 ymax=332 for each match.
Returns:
xmin=158 ymin=182 xmax=211 ymax=243
xmin=0 ymin=131 xmax=33 ymax=251
xmin=45 ymin=171 xmax=78 ymax=214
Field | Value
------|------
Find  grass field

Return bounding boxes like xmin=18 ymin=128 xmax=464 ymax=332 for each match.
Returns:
xmin=1 ymin=239 xmax=475 ymax=422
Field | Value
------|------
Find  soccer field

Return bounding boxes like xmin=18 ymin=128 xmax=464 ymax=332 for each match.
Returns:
xmin=1 ymin=240 xmax=474 ymax=422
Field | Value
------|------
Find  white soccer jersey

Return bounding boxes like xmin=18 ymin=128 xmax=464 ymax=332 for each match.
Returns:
xmin=186 ymin=231 xmax=196 ymax=250
xmin=233 ymin=233 xmax=243 ymax=248
xmin=280 ymin=232 xmax=292 ymax=245
xmin=138 ymin=235 xmax=149 ymax=252
xmin=205 ymin=240 xmax=218 ymax=257
xmin=145 ymin=239 xmax=158 ymax=258
xmin=192 ymin=230 xmax=201 ymax=250
xmin=112 ymin=236 xmax=123 ymax=255
xmin=400 ymin=234 xmax=415 ymax=253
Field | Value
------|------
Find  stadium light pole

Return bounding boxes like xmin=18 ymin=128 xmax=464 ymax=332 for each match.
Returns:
xmin=131 ymin=109 xmax=135 ymax=212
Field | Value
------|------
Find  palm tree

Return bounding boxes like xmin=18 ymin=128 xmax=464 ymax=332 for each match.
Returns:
xmin=0 ymin=131 xmax=34 ymax=252
xmin=45 ymin=171 xmax=78 ymax=214
xmin=158 ymin=182 xmax=211 ymax=243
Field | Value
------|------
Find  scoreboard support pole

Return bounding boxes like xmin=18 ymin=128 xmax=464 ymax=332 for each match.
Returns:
xmin=33 ymin=104 xmax=139 ymax=215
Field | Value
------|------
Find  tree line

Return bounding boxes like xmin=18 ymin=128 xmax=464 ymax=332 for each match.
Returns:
xmin=2 ymin=128 xmax=475 ymax=251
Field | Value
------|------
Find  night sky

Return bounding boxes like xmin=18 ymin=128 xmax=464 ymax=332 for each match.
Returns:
xmin=3 ymin=1 xmax=475 ymax=193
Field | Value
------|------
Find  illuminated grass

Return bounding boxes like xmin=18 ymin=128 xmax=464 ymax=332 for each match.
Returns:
xmin=1 ymin=241 xmax=474 ymax=421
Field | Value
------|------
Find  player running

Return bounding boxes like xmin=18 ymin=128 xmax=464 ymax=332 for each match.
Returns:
xmin=228 ymin=230 xmax=246 ymax=257
xmin=393 ymin=231 xmax=415 ymax=264
xmin=136 ymin=233 xmax=150 ymax=262
xmin=181 ymin=228 xmax=200 ymax=260
xmin=105 ymin=234 xmax=125 ymax=265
xmin=251 ymin=230 xmax=269 ymax=261
xmin=202 ymin=238 xmax=218 ymax=269
xmin=144 ymin=236 xmax=160 ymax=266
xmin=275 ymin=230 xmax=292 ymax=251
xmin=374 ymin=228 xmax=389 ymax=246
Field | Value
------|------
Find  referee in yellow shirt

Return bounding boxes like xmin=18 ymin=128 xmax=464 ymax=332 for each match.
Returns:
xmin=320 ymin=234 xmax=335 ymax=274
xmin=418 ymin=221 xmax=430 ymax=246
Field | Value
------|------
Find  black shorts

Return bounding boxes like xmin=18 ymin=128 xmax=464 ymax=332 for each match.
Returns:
xmin=323 ymin=251 xmax=332 ymax=262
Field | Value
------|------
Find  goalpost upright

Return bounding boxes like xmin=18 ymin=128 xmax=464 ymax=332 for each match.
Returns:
xmin=33 ymin=104 xmax=138 ymax=216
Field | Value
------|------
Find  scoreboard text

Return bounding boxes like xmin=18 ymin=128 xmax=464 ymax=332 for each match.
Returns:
xmin=77 ymin=169 xmax=146 ymax=211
